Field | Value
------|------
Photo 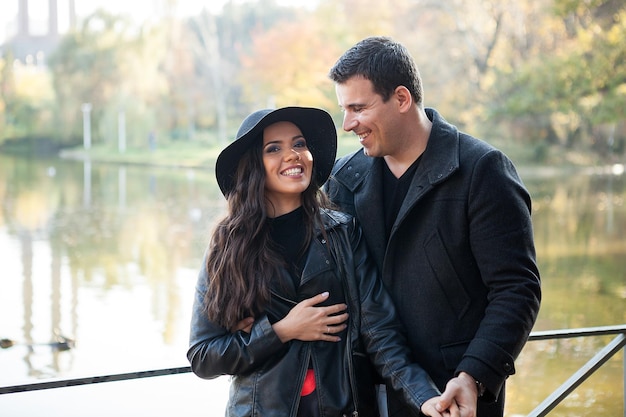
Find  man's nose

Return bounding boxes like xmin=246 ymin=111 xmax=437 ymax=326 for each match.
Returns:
xmin=342 ymin=112 xmax=357 ymax=132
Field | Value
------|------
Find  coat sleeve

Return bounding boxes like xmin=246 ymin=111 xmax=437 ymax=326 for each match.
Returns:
xmin=459 ymin=149 xmax=541 ymax=400
xmin=344 ymin=218 xmax=441 ymax=410
xmin=187 ymin=257 xmax=285 ymax=379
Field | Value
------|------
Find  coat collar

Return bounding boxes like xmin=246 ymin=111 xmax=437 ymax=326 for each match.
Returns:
xmin=330 ymin=108 xmax=461 ymax=264
xmin=269 ymin=209 xmax=348 ymax=298
xmin=333 ymin=109 xmax=460 ymax=187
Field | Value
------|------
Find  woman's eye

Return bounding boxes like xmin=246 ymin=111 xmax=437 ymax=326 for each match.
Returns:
xmin=265 ymin=145 xmax=280 ymax=153
xmin=294 ymin=140 xmax=307 ymax=149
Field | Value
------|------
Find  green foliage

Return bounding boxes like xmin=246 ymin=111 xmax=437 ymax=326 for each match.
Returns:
xmin=489 ymin=1 xmax=626 ymax=157
xmin=45 ymin=9 xmax=173 ymax=148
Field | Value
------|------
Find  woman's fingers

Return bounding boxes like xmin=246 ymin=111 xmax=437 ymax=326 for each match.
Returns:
xmin=274 ymin=292 xmax=350 ymax=342
xmin=324 ymin=322 xmax=347 ymax=335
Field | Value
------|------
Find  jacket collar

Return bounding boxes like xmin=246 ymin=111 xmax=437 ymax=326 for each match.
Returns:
xmin=332 ymin=108 xmax=460 ymax=189
xmin=393 ymin=108 xmax=460 ymax=229
xmin=330 ymin=108 xmax=461 ymax=261
xmin=269 ymin=209 xmax=347 ymax=298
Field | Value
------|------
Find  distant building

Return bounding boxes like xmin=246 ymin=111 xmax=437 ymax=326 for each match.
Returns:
xmin=1 ymin=0 xmax=76 ymax=65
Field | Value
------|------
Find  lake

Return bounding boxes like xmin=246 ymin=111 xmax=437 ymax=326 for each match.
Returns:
xmin=0 ymin=153 xmax=624 ymax=416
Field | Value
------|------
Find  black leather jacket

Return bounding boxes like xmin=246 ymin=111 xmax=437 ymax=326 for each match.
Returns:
xmin=188 ymin=209 xmax=438 ymax=416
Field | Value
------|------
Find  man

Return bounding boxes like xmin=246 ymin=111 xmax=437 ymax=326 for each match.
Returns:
xmin=325 ymin=36 xmax=541 ymax=417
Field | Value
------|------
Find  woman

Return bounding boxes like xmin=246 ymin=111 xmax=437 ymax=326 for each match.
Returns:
xmin=187 ymin=107 xmax=454 ymax=417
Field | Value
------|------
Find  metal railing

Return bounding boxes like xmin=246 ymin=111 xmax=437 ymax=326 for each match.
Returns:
xmin=525 ymin=324 xmax=626 ymax=417
xmin=1 ymin=324 xmax=625 ymax=416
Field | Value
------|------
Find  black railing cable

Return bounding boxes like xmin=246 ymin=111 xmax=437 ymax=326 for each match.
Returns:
xmin=0 ymin=366 xmax=191 ymax=395
xmin=1 ymin=324 xmax=625 ymax=408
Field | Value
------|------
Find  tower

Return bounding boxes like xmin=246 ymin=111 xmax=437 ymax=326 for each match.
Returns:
xmin=2 ymin=0 xmax=76 ymax=64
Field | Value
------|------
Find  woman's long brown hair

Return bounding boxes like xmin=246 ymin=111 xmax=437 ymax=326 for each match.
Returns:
xmin=203 ymin=138 xmax=331 ymax=330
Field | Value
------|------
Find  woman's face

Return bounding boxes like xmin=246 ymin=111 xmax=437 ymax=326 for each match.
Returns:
xmin=262 ymin=121 xmax=313 ymax=216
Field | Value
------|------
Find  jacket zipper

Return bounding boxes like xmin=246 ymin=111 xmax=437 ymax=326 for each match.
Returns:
xmin=271 ymin=256 xmax=358 ymax=416
xmin=295 ymin=347 xmax=312 ymax=417
xmin=270 ymin=290 xmax=314 ymax=417
xmin=345 ymin=325 xmax=359 ymax=417
xmin=330 ymin=230 xmax=359 ymax=417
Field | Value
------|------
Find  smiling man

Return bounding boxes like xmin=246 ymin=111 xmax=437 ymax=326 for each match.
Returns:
xmin=326 ymin=36 xmax=542 ymax=417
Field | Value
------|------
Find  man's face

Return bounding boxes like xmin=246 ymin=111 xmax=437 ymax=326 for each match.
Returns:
xmin=335 ymin=75 xmax=398 ymax=158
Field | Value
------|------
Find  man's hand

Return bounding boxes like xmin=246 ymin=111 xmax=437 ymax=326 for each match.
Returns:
xmin=421 ymin=395 xmax=459 ymax=416
xmin=434 ymin=372 xmax=479 ymax=417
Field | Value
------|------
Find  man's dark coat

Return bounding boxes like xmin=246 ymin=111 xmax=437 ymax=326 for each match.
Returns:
xmin=326 ymin=108 xmax=542 ymax=417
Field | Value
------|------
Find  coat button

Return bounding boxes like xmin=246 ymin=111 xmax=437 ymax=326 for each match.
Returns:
xmin=503 ymin=362 xmax=513 ymax=373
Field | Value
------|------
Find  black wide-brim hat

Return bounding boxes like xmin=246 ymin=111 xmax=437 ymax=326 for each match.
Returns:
xmin=216 ymin=107 xmax=337 ymax=196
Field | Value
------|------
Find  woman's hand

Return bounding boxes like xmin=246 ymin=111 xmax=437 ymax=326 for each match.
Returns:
xmin=273 ymin=292 xmax=348 ymax=343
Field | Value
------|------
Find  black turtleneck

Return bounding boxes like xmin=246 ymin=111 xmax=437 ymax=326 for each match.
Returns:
xmin=267 ymin=206 xmax=307 ymax=286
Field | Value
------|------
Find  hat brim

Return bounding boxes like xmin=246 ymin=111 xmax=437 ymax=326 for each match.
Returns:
xmin=216 ymin=107 xmax=337 ymax=196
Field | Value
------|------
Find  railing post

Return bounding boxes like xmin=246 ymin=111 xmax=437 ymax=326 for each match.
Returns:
xmin=527 ymin=333 xmax=626 ymax=417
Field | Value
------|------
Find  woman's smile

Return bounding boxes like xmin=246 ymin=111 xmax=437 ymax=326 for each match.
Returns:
xmin=262 ymin=121 xmax=313 ymax=216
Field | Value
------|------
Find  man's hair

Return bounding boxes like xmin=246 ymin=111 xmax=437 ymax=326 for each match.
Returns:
xmin=329 ymin=36 xmax=424 ymax=106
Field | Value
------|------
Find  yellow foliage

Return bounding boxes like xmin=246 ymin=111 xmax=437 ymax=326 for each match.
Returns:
xmin=13 ymin=64 xmax=55 ymax=103
xmin=239 ymin=17 xmax=340 ymax=109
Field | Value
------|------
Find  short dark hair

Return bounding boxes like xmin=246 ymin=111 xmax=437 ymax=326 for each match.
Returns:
xmin=329 ymin=36 xmax=424 ymax=106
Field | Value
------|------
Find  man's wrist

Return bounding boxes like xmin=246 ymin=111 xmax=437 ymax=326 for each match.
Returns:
xmin=458 ymin=371 xmax=486 ymax=398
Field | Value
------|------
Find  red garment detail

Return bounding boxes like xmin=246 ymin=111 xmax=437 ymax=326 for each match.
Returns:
xmin=301 ymin=369 xmax=316 ymax=396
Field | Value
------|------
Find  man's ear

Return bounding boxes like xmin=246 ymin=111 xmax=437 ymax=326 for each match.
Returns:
xmin=394 ymin=86 xmax=413 ymax=113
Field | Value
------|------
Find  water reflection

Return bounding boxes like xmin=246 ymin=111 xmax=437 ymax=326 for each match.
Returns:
xmin=1 ymin=154 xmax=226 ymax=385
xmin=508 ymin=166 xmax=626 ymax=416
xmin=0 ymin=155 xmax=624 ymax=416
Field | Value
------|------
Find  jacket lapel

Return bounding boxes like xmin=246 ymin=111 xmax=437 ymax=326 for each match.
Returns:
xmin=390 ymin=109 xmax=461 ymax=240
xmin=338 ymin=155 xmax=387 ymax=271
xmin=333 ymin=108 xmax=461 ymax=269
xmin=356 ymin=160 xmax=387 ymax=268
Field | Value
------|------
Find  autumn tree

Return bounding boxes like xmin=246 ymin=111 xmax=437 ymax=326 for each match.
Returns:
xmin=238 ymin=19 xmax=340 ymax=111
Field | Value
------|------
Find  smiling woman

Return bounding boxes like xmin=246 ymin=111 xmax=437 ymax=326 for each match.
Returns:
xmin=187 ymin=106 xmax=451 ymax=416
